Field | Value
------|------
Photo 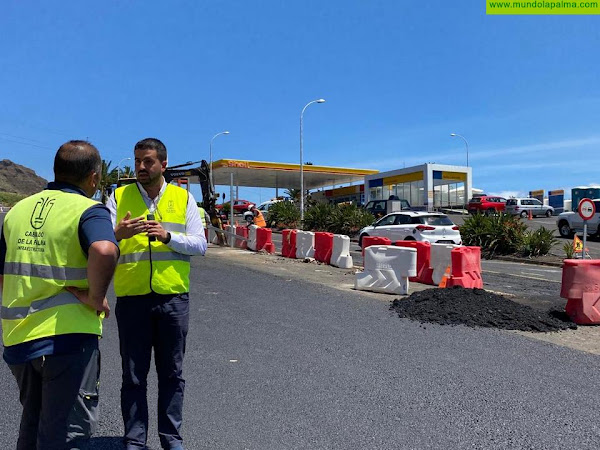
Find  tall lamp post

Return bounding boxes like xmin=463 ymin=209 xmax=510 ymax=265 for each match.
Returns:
xmin=450 ymin=133 xmax=469 ymax=167
xmin=116 ymin=157 xmax=132 ymax=180
xmin=300 ymin=98 xmax=326 ymax=221
xmin=210 ymin=130 xmax=230 ymax=189
xmin=450 ymin=133 xmax=470 ymax=214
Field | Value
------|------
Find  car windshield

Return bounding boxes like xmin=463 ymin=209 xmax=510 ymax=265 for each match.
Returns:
xmin=469 ymin=198 xmax=481 ymax=203
xmin=419 ymin=215 xmax=454 ymax=226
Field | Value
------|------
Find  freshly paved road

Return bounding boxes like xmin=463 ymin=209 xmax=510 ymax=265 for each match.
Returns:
xmin=2 ymin=249 xmax=600 ymax=449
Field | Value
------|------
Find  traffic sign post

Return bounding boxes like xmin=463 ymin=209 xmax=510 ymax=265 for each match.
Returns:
xmin=578 ymin=198 xmax=596 ymax=259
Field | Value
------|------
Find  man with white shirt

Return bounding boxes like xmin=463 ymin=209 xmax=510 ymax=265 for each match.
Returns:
xmin=106 ymin=137 xmax=207 ymax=450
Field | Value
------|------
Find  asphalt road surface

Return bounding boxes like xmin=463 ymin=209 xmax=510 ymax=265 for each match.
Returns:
xmin=2 ymin=251 xmax=600 ymax=449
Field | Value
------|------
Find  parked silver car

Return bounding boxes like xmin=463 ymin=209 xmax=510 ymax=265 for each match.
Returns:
xmin=556 ymin=199 xmax=600 ymax=238
xmin=505 ymin=198 xmax=554 ymax=218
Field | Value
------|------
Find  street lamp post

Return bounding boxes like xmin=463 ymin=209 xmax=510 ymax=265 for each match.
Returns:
xmin=450 ymin=133 xmax=470 ymax=214
xmin=116 ymin=157 xmax=132 ymax=180
xmin=210 ymin=130 xmax=230 ymax=189
xmin=450 ymin=133 xmax=469 ymax=167
xmin=300 ymin=99 xmax=325 ymax=221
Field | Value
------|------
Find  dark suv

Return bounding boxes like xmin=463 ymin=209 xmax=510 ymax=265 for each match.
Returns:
xmin=468 ymin=196 xmax=507 ymax=215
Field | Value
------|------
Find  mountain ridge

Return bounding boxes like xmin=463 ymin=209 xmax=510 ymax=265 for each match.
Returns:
xmin=0 ymin=159 xmax=48 ymax=196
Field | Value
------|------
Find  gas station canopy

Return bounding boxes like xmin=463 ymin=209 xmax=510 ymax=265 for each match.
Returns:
xmin=211 ymin=159 xmax=378 ymax=190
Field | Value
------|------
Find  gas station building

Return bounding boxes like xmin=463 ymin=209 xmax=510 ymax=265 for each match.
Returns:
xmin=206 ymin=159 xmax=471 ymax=212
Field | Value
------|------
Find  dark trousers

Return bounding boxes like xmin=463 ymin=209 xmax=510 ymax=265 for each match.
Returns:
xmin=9 ymin=339 xmax=100 ymax=450
xmin=116 ymin=293 xmax=189 ymax=450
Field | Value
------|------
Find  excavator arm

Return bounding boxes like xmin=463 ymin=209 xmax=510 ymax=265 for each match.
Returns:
xmin=164 ymin=160 xmax=222 ymax=230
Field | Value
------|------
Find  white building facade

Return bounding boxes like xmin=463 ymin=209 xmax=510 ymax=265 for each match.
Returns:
xmin=364 ymin=163 xmax=472 ymax=211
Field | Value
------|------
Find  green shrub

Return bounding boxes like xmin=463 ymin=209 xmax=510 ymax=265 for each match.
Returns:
xmin=519 ymin=227 xmax=557 ymax=257
xmin=0 ymin=191 xmax=27 ymax=207
xmin=329 ymin=203 xmax=374 ymax=236
xmin=460 ymin=213 xmax=527 ymax=257
xmin=563 ymin=242 xmax=575 ymax=259
xmin=267 ymin=200 xmax=300 ymax=229
xmin=301 ymin=203 xmax=375 ymax=236
xmin=303 ymin=203 xmax=334 ymax=231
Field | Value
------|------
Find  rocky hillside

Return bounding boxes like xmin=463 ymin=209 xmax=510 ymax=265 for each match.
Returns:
xmin=0 ymin=159 xmax=48 ymax=195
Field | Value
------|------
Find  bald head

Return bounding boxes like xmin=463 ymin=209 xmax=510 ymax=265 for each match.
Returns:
xmin=53 ymin=140 xmax=102 ymax=185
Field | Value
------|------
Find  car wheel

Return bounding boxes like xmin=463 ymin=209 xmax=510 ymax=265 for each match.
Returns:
xmin=520 ymin=210 xmax=528 ymax=218
xmin=358 ymin=233 xmax=368 ymax=248
xmin=558 ymin=221 xmax=573 ymax=238
xmin=404 ymin=236 xmax=416 ymax=241
xmin=545 ymin=210 xmax=552 ymax=218
xmin=486 ymin=208 xmax=495 ymax=216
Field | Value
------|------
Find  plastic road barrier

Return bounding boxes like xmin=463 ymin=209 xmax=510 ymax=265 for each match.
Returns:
xmin=247 ymin=225 xmax=258 ymax=251
xmin=314 ymin=232 xmax=334 ymax=264
xmin=235 ymin=226 xmax=248 ymax=249
xmin=331 ymin=234 xmax=353 ymax=269
xmin=256 ymin=227 xmax=275 ymax=253
xmin=447 ymin=246 xmax=483 ymax=289
xmin=362 ymin=236 xmax=392 ymax=256
xmin=561 ymin=259 xmax=600 ymax=325
xmin=394 ymin=241 xmax=433 ymax=285
xmin=296 ymin=231 xmax=315 ymax=259
xmin=282 ymin=229 xmax=297 ymax=258
xmin=430 ymin=243 xmax=460 ymax=286
xmin=355 ymin=245 xmax=417 ymax=295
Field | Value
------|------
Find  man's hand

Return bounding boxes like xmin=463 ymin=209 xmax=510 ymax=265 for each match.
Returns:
xmin=146 ymin=220 xmax=170 ymax=242
xmin=66 ymin=286 xmax=111 ymax=318
xmin=115 ymin=211 xmax=147 ymax=241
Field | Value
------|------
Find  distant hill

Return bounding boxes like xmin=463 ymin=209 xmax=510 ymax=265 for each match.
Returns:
xmin=0 ymin=159 xmax=48 ymax=196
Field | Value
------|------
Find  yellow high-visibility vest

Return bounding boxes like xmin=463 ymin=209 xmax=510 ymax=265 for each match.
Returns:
xmin=197 ymin=206 xmax=207 ymax=227
xmin=2 ymin=191 xmax=103 ymax=346
xmin=114 ymin=183 xmax=190 ymax=296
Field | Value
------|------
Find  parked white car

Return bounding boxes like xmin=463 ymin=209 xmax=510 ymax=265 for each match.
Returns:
xmin=505 ymin=198 xmax=554 ymax=218
xmin=243 ymin=199 xmax=284 ymax=224
xmin=556 ymin=199 xmax=600 ymax=238
xmin=358 ymin=211 xmax=462 ymax=247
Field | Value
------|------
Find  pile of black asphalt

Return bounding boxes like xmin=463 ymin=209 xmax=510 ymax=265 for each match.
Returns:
xmin=390 ymin=286 xmax=577 ymax=332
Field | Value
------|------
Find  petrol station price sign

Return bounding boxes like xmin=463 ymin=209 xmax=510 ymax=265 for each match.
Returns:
xmin=579 ymin=198 xmax=596 ymax=221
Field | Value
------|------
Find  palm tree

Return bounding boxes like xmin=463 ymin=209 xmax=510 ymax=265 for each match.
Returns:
xmin=285 ymin=188 xmax=301 ymax=202
xmin=121 ymin=165 xmax=134 ymax=178
xmin=99 ymin=159 xmax=118 ymax=204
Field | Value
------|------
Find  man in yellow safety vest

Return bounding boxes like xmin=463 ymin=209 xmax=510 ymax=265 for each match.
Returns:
xmin=106 ymin=138 xmax=207 ymax=450
xmin=1 ymin=140 xmax=119 ymax=449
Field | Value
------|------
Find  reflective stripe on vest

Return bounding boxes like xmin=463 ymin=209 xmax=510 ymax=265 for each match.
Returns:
xmin=3 ymin=262 xmax=88 ymax=280
xmin=114 ymin=183 xmax=190 ymax=296
xmin=1 ymin=291 xmax=81 ymax=320
xmin=119 ymin=251 xmax=191 ymax=264
xmin=2 ymin=190 xmax=103 ymax=346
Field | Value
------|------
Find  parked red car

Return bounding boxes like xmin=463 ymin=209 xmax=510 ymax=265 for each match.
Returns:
xmin=467 ymin=196 xmax=507 ymax=215
xmin=216 ymin=199 xmax=255 ymax=213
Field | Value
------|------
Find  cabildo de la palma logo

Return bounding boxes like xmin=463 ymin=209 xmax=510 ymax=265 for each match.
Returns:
xmin=30 ymin=197 xmax=55 ymax=229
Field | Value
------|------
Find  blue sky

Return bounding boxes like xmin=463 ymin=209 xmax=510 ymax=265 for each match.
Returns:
xmin=1 ymin=1 xmax=599 ymax=203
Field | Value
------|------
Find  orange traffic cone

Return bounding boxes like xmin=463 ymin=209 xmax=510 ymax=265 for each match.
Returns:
xmin=528 ymin=210 xmax=533 ymax=220
xmin=438 ymin=265 xmax=451 ymax=288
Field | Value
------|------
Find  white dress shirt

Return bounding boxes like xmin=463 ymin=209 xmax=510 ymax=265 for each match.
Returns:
xmin=106 ymin=179 xmax=207 ymax=256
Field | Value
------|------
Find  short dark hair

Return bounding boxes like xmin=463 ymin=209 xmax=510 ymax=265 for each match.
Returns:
xmin=134 ymin=137 xmax=167 ymax=162
xmin=54 ymin=140 xmax=101 ymax=185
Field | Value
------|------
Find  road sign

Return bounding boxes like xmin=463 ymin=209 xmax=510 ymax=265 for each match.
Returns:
xmin=579 ymin=198 xmax=596 ymax=221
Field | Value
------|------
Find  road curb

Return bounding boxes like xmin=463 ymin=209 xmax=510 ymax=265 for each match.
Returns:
xmin=493 ymin=255 xmax=564 ymax=268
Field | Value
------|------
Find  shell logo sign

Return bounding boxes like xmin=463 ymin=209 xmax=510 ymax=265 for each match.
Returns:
xmin=220 ymin=160 xmax=250 ymax=169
